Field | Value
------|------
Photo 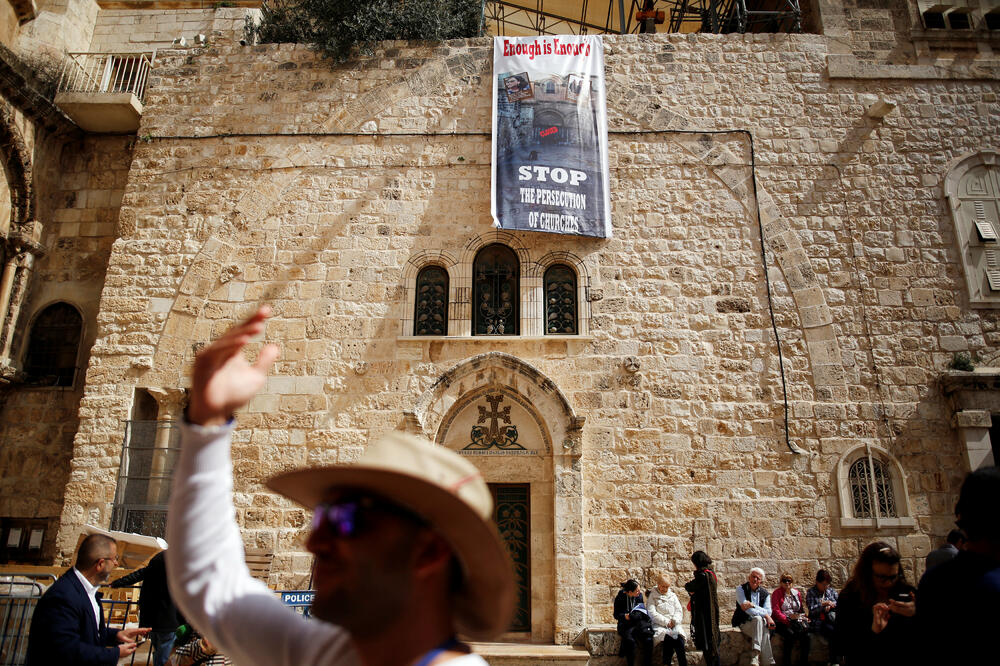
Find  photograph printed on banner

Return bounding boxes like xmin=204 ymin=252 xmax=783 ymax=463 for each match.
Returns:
xmin=501 ymin=72 xmax=534 ymax=102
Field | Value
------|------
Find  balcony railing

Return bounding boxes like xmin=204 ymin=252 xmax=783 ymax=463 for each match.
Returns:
xmin=57 ymin=51 xmax=156 ymax=103
xmin=54 ymin=51 xmax=157 ymax=132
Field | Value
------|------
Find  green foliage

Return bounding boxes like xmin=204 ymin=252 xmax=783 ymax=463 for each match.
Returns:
xmin=950 ymin=352 xmax=975 ymax=372
xmin=245 ymin=0 xmax=485 ymax=62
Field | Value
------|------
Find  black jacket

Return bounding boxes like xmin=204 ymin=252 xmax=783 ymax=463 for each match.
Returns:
xmin=110 ymin=551 xmax=180 ymax=631
xmin=26 ymin=570 xmax=120 ymax=666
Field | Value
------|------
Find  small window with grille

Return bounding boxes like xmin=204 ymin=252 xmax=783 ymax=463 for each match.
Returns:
xmin=544 ymin=264 xmax=577 ymax=335
xmin=23 ymin=303 xmax=83 ymax=387
xmin=838 ymin=447 xmax=914 ymax=528
xmin=848 ymin=456 xmax=897 ymax=518
xmin=414 ymin=266 xmax=449 ymax=336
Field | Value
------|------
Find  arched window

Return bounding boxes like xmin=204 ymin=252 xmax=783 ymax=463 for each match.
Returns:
xmin=414 ymin=265 xmax=448 ymax=336
xmin=23 ymin=302 xmax=82 ymax=387
xmin=545 ymin=80 xmax=555 ymax=94
xmin=848 ymin=456 xmax=897 ymax=518
xmin=473 ymin=244 xmax=518 ymax=335
xmin=544 ymin=264 xmax=577 ymax=334
xmin=837 ymin=446 xmax=914 ymax=528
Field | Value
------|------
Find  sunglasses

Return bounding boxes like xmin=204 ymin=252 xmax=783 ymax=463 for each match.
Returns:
xmin=873 ymin=572 xmax=899 ymax=582
xmin=780 ymin=579 xmax=792 ymax=584
xmin=312 ymin=496 xmax=421 ymax=538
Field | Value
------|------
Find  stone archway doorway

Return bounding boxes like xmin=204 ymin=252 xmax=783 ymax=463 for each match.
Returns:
xmin=412 ymin=352 xmax=584 ymax=643
xmin=437 ymin=384 xmax=552 ymax=639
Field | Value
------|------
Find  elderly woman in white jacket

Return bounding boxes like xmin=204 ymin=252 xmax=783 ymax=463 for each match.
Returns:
xmin=647 ymin=573 xmax=687 ymax=666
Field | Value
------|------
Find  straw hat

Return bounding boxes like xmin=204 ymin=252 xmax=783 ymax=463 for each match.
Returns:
xmin=267 ymin=431 xmax=515 ymax=640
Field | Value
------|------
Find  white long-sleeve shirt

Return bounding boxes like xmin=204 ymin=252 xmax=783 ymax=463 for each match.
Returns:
xmin=165 ymin=421 xmax=361 ymax=666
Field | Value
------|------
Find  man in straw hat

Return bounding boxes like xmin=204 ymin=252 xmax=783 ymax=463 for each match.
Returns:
xmin=166 ymin=306 xmax=514 ymax=665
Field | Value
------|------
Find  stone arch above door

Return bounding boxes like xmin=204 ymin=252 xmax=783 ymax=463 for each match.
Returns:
xmin=410 ymin=352 xmax=585 ymax=643
xmin=412 ymin=351 xmax=583 ymax=449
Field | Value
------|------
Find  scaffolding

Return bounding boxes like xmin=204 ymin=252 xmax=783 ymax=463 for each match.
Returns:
xmin=484 ymin=0 xmax=802 ymax=36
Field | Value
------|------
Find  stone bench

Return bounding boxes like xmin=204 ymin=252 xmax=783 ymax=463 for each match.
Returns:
xmin=582 ymin=625 xmax=832 ymax=665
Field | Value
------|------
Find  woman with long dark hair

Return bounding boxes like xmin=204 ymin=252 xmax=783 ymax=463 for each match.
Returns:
xmin=834 ymin=542 xmax=917 ymax=665
xmin=683 ymin=551 xmax=720 ymax=666
xmin=614 ymin=579 xmax=653 ymax=666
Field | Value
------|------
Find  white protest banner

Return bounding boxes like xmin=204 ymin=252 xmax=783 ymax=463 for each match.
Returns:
xmin=491 ymin=35 xmax=611 ymax=238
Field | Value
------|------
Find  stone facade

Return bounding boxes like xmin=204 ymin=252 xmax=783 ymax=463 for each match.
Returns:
xmin=1 ymin=0 xmax=999 ymax=647
xmin=90 ymin=6 xmax=254 ymax=53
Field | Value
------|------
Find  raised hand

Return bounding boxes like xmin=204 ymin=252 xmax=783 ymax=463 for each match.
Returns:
xmin=187 ymin=306 xmax=280 ymax=426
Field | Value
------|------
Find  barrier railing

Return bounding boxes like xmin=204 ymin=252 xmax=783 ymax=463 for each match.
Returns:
xmin=1 ymin=576 xmax=309 ymax=665
xmin=100 ymin=584 xmax=151 ymax=666
xmin=57 ymin=51 xmax=157 ymax=103
xmin=0 ymin=573 xmax=54 ymax=666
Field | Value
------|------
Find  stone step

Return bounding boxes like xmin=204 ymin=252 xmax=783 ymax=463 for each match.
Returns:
xmin=470 ymin=642 xmax=591 ymax=665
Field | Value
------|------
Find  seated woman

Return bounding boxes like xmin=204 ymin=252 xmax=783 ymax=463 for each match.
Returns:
xmin=770 ymin=573 xmax=811 ymax=666
xmin=834 ymin=542 xmax=917 ymax=666
xmin=614 ymin=579 xmax=653 ymax=666
xmin=806 ymin=569 xmax=838 ymax=664
xmin=647 ymin=573 xmax=687 ymax=666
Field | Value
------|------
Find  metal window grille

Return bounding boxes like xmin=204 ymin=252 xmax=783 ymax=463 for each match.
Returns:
xmin=414 ymin=266 xmax=448 ymax=336
xmin=110 ymin=420 xmax=180 ymax=539
xmin=474 ymin=244 xmax=519 ymax=335
xmin=544 ymin=264 xmax=578 ymax=335
xmin=848 ymin=454 xmax=897 ymax=520
xmin=57 ymin=52 xmax=156 ymax=103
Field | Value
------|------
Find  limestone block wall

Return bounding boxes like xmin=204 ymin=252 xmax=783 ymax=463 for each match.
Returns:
xmin=13 ymin=0 xmax=100 ymax=63
xmin=0 ymin=133 xmax=131 ymax=561
xmin=53 ymin=32 xmax=1000 ymax=639
xmin=89 ymin=7 xmax=253 ymax=52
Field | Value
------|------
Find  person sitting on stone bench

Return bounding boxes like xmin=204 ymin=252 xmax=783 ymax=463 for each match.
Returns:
xmin=806 ymin=569 xmax=839 ymax=665
xmin=614 ymin=579 xmax=653 ymax=666
xmin=647 ymin=572 xmax=687 ymax=666
xmin=732 ymin=567 xmax=776 ymax=666
xmin=770 ymin=573 xmax=810 ymax=666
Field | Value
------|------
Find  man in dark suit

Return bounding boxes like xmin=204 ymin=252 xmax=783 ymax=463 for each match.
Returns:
xmin=26 ymin=533 xmax=150 ymax=665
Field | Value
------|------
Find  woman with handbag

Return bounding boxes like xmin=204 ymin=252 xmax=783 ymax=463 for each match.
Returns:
xmin=770 ymin=573 xmax=811 ymax=666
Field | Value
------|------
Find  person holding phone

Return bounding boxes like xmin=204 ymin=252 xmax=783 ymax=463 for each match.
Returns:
xmin=834 ymin=542 xmax=916 ymax=665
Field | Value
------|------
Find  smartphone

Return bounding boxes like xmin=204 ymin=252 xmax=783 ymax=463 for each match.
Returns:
xmin=893 ymin=592 xmax=911 ymax=602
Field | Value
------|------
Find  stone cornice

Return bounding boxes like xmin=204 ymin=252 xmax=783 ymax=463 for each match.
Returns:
xmin=0 ymin=43 xmax=77 ymax=135
xmin=828 ymin=54 xmax=1000 ymax=80
xmin=940 ymin=369 xmax=1000 ymax=395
